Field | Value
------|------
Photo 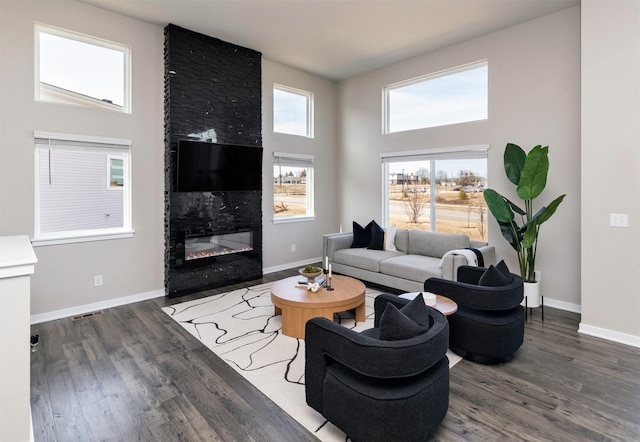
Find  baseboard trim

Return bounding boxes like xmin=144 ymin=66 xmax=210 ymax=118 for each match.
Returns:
xmin=30 ymin=289 xmax=165 ymax=325
xmin=578 ymin=323 xmax=640 ymax=349
xmin=263 ymin=257 xmax=322 ymax=275
xmin=543 ymin=297 xmax=581 ymax=314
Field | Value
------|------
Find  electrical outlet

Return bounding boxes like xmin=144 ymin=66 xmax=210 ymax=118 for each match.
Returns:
xmin=290 ymin=244 xmax=296 ymax=252
xmin=610 ymin=213 xmax=629 ymax=228
xmin=94 ymin=275 xmax=103 ymax=287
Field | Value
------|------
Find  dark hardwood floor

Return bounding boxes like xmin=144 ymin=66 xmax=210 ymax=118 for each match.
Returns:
xmin=30 ymin=268 xmax=640 ymax=441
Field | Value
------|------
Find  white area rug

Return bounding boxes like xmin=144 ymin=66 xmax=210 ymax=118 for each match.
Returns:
xmin=162 ymin=282 xmax=461 ymax=441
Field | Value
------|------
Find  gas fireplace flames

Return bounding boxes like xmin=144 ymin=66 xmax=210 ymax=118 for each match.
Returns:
xmin=183 ymin=231 xmax=254 ymax=262
xmin=185 ymin=245 xmax=253 ymax=260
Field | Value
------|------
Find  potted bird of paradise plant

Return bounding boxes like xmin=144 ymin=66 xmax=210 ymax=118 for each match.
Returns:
xmin=483 ymin=143 xmax=565 ymax=307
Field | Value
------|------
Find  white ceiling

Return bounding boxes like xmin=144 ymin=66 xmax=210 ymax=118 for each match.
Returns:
xmin=80 ymin=0 xmax=579 ymax=81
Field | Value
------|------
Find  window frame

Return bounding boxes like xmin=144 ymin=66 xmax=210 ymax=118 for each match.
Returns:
xmin=273 ymin=84 xmax=314 ymax=138
xmin=381 ymin=145 xmax=489 ymax=235
xmin=272 ymin=152 xmax=315 ymax=224
xmin=33 ymin=131 xmax=134 ymax=246
xmin=34 ymin=23 xmax=132 ymax=113
xmin=383 ymin=60 xmax=488 ymax=134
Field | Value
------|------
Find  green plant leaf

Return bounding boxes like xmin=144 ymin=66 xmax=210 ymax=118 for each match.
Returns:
xmin=522 ymin=207 xmax=547 ymax=229
xmin=504 ymin=143 xmax=526 ymax=186
xmin=483 ymin=189 xmax=514 ymax=223
xmin=535 ymin=194 xmax=566 ymax=225
xmin=498 ymin=220 xmax=520 ymax=251
xmin=521 ymin=222 xmax=538 ymax=249
xmin=503 ymin=196 xmax=526 ymax=217
xmin=517 ymin=145 xmax=549 ymax=200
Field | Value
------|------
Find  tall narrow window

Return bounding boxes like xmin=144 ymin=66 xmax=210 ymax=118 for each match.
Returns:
xmin=273 ymin=85 xmax=313 ymax=137
xmin=35 ymin=24 xmax=131 ymax=113
xmin=382 ymin=146 xmax=488 ymax=241
xmin=34 ymin=132 xmax=133 ymax=245
xmin=384 ymin=61 xmax=488 ymax=133
xmin=273 ymin=152 xmax=314 ymax=222
xmin=107 ymin=155 xmax=125 ymax=188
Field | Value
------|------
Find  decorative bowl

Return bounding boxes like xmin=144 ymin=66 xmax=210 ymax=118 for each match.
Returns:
xmin=299 ymin=267 xmax=323 ymax=282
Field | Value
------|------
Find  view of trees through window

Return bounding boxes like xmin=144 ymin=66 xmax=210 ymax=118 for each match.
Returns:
xmin=273 ymin=152 xmax=314 ymax=220
xmin=386 ymin=158 xmax=488 ymax=241
xmin=274 ymin=166 xmax=309 ymax=217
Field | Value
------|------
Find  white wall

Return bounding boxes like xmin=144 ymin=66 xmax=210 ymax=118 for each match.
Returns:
xmin=338 ymin=7 xmax=581 ymax=309
xmin=261 ymin=59 xmax=340 ymax=271
xmin=581 ymin=0 xmax=640 ymax=346
xmin=0 ymin=1 xmax=165 ymax=318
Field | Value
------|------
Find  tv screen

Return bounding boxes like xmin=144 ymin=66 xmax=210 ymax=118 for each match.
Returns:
xmin=176 ymin=140 xmax=263 ymax=192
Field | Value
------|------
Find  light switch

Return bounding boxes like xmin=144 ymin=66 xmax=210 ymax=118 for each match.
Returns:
xmin=610 ymin=213 xmax=629 ymax=228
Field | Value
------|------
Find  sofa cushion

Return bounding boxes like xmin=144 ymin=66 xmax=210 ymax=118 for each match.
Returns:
xmin=378 ymin=296 xmax=429 ymax=341
xmin=368 ymin=221 xmax=385 ymax=250
xmin=407 ymin=230 xmax=470 ymax=258
xmin=351 ymin=221 xmax=372 ymax=248
xmin=479 ymin=265 xmax=512 ymax=287
xmin=384 ymin=224 xmax=397 ymax=252
xmin=333 ymin=248 xmax=404 ymax=273
xmin=379 ymin=255 xmax=443 ymax=282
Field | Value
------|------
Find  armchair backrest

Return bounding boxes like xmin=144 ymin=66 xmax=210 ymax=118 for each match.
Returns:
xmin=424 ymin=266 xmax=524 ymax=311
xmin=305 ymin=297 xmax=449 ymax=380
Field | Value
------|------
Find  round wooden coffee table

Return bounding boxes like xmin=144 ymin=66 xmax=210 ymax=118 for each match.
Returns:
xmin=270 ymin=275 xmax=366 ymax=339
xmin=398 ymin=292 xmax=458 ymax=316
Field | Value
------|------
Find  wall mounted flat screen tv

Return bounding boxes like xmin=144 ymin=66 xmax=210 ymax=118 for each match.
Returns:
xmin=176 ymin=140 xmax=263 ymax=192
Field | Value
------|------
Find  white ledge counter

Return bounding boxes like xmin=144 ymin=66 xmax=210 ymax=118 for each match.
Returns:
xmin=0 ymin=235 xmax=37 ymax=441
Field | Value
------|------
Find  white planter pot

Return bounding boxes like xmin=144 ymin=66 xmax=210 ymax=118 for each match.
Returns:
xmin=522 ymin=280 xmax=541 ymax=308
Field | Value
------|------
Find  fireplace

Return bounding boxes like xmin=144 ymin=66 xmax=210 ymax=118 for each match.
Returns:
xmin=176 ymin=230 xmax=254 ymax=267
xmin=164 ymin=25 xmax=263 ymax=297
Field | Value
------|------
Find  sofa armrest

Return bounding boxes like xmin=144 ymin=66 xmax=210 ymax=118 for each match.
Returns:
xmin=470 ymin=242 xmax=496 ymax=267
xmin=441 ymin=254 xmax=469 ymax=281
xmin=323 ymin=232 xmax=353 ymax=261
xmin=440 ymin=244 xmax=496 ymax=280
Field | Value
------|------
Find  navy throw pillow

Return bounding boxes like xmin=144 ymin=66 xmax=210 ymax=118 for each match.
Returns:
xmin=350 ymin=221 xmax=372 ymax=248
xmin=478 ymin=264 xmax=512 ymax=287
xmin=495 ymin=259 xmax=511 ymax=278
xmin=399 ymin=292 xmax=430 ymax=328
xmin=367 ymin=220 xmax=385 ymax=250
xmin=378 ymin=294 xmax=430 ymax=341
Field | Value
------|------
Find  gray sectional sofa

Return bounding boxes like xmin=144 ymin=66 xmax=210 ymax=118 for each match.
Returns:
xmin=323 ymin=228 xmax=495 ymax=293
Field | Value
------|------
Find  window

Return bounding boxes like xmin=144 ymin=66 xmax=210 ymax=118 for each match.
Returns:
xmin=34 ymin=131 xmax=133 ymax=245
xmin=35 ymin=24 xmax=131 ymax=113
xmin=107 ymin=155 xmax=124 ymax=188
xmin=384 ymin=61 xmax=488 ymax=133
xmin=273 ymin=85 xmax=313 ymax=137
xmin=273 ymin=152 xmax=314 ymax=223
xmin=381 ymin=146 xmax=488 ymax=241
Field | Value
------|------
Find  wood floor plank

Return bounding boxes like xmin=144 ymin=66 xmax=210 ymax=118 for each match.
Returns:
xmin=31 ymin=267 xmax=640 ymax=441
xmin=29 ymin=349 xmax=56 ymax=442
xmin=47 ymin=364 xmax=91 ymax=441
xmin=81 ymin=324 xmax=154 ymax=439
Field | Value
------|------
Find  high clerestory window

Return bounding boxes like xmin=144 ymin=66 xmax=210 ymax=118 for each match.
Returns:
xmin=35 ymin=24 xmax=131 ymax=113
xmin=384 ymin=61 xmax=488 ymax=133
xmin=273 ymin=84 xmax=314 ymax=138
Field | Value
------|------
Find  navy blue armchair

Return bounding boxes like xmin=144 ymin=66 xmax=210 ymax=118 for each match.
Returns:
xmin=305 ymin=294 xmax=450 ymax=441
xmin=424 ymin=265 xmax=524 ymax=364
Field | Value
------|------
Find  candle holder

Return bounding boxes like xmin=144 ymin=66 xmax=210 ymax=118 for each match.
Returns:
xmin=326 ymin=275 xmax=334 ymax=291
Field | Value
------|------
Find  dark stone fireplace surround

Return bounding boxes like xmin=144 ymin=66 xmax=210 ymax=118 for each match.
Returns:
xmin=164 ymin=24 xmax=263 ymax=298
